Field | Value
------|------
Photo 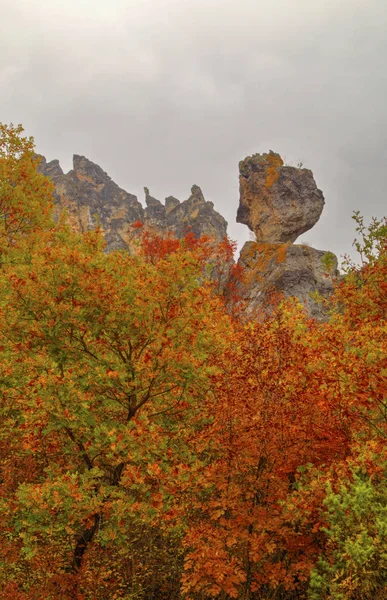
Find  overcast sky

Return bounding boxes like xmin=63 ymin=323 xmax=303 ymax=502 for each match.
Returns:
xmin=1 ymin=0 xmax=386 ymax=261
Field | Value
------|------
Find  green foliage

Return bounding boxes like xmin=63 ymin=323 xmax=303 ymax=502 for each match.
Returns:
xmin=321 ymin=251 xmax=336 ymax=273
xmin=344 ymin=211 xmax=387 ymax=270
xmin=309 ymin=448 xmax=387 ymax=600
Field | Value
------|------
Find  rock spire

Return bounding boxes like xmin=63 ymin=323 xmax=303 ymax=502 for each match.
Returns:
xmin=235 ymin=152 xmax=338 ymax=320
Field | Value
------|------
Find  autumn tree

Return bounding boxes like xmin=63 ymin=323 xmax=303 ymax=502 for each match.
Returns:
xmin=302 ymin=215 xmax=387 ymax=599
xmin=182 ymin=214 xmax=387 ymax=599
xmin=0 ymin=123 xmax=54 ymax=259
xmin=180 ymin=298 xmax=349 ymax=599
xmin=0 ymin=124 xmax=233 ymax=598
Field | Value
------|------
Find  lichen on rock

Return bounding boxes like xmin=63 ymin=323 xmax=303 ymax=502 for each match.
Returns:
xmin=236 ymin=241 xmax=338 ymax=320
xmin=237 ymin=151 xmax=325 ymax=244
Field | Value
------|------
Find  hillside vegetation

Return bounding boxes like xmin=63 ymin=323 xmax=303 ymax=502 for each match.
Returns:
xmin=1 ymin=124 xmax=386 ymax=599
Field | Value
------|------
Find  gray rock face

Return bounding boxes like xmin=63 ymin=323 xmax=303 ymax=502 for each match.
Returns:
xmin=163 ymin=185 xmax=227 ymax=241
xmin=236 ymin=241 xmax=338 ymax=320
xmin=237 ymin=152 xmax=325 ymax=243
xmin=38 ymin=155 xmax=143 ymax=252
xmin=37 ymin=155 xmax=228 ymax=251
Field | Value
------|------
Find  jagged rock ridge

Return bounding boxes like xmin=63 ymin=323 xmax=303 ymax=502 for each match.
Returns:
xmin=38 ymin=154 xmax=228 ymax=252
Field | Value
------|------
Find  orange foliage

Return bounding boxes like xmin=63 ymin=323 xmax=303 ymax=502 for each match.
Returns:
xmin=181 ymin=302 xmax=350 ymax=598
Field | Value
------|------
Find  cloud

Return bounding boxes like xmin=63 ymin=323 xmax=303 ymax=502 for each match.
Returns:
xmin=1 ymin=0 xmax=386 ymax=258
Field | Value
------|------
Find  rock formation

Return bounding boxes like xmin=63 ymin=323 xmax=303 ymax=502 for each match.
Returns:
xmin=237 ymin=152 xmax=325 ymax=243
xmin=235 ymin=152 xmax=338 ymax=320
xmin=237 ymin=242 xmax=338 ymax=319
xmin=37 ymin=155 xmax=228 ymax=252
xmin=38 ymin=150 xmax=338 ymax=319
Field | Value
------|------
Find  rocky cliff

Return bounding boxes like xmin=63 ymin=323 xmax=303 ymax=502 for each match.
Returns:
xmin=37 ymin=155 xmax=228 ymax=252
xmin=38 ymin=151 xmax=338 ymax=319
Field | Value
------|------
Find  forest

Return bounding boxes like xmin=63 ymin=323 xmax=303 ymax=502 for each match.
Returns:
xmin=0 ymin=123 xmax=386 ymax=599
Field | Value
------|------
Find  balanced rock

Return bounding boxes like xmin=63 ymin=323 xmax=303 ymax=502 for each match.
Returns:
xmin=38 ymin=155 xmax=227 ymax=251
xmin=237 ymin=152 xmax=325 ymax=243
xmin=234 ymin=151 xmax=338 ymax=319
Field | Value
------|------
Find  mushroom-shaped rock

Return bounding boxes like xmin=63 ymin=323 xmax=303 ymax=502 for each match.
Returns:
xmin=237 ymin=152 xmax=325 ymax=243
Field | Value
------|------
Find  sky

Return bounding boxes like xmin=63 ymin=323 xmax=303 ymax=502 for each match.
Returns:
xmin=1 ymin=0 xmax=386 ymax=262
